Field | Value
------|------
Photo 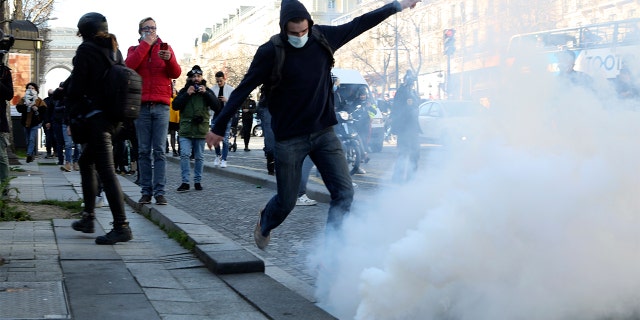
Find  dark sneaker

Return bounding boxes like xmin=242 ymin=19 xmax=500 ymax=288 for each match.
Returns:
xmin=253 ymin=211 xmax=270 ymax=250
xmin=26 ymin=155 xmax=33 ymax=163
xmin=177 ymin=183 xmax=190 ymax=192
xmin=155 ymin=195 xmax=167 ymax=205
xmin=95 ymin=222 xmax=132 ymax=245
xmin=138 ymin=195 xmax=152 ymax=204
xmin=71 ymin=212 xmax=95 ymax=233
xmin=194 ymin=183 xmax=203 ymax=191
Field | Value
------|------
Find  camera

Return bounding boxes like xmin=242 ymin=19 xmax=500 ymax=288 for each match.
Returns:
xmin=193 ymin=84 xmax=200 ymax=92
xmin=0 ymin=35 xmax=15 ymax=65
xmin=192 ymin=115 xmax=204 ymax=124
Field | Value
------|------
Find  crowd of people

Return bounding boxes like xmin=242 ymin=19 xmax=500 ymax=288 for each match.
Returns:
xmin=0 ymin=0 xmax=423 ymax=255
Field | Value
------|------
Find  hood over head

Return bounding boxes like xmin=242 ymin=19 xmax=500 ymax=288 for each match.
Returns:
xmin=279 ymin=0 xmax=314 ymax=37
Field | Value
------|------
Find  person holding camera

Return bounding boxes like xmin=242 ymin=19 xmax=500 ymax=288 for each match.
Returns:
xmin=172 ymin=65 xmax=220 ymax=192
xmin=16 ymin=82 xmax=47 ymax=163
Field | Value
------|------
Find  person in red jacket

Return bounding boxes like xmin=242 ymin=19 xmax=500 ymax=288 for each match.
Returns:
xmin=125 ymin=17 xmax=181 ymax=205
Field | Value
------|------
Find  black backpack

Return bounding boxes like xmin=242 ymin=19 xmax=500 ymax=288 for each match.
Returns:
xmin=269 ymin=25 xmax=334 ymax=93
xmin=86 ymin=42 xmax=142 ymax=122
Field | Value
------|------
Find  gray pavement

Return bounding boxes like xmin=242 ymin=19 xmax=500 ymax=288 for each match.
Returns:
xmin=0 ymin=144 xmax=339 ymax=320
xmin=0 ymin=137 xmax=430 ymax=319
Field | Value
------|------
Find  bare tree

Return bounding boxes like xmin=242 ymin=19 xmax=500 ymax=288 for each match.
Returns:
xmin=12 ymin=0 xmax=54 ymax=26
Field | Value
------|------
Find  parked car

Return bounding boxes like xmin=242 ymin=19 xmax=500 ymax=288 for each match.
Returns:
xmin=418 ymin=100 xmax=488 ymax=145
xmin=236 ymin=113 xmax=263 ymax=137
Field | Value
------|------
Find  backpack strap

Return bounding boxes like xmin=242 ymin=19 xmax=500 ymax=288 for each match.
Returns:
xmin=269 ymin=25 xmax=334 ymax=94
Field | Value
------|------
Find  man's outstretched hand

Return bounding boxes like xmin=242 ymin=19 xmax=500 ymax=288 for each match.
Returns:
xmin=206 ymin=132 xmax=223 ymax=150
xmin=400 ymin=0 xmax=421 ymax=9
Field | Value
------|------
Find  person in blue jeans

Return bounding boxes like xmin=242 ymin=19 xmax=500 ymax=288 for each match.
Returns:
xmin=208 ymin=0 xmax=422 ymax=250
xmin=172 ymin=65 xmax=220 ymax=192
xmin=211 ymin=118 xmax=231 ymax=167
xmin=296 ymin=156 xmax=318 ymax=206
xmin=257 ymin=88 xmax=275 ymax=175
xmin=16 ymin=82 xmax=47 ymax=163
xmin=212 ymin=71 xmax=234 ymax=168
xmin=125 ymin=16 xmax=182 ymax=205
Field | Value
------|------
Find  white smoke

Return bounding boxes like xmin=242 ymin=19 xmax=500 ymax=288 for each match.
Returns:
xmin=311 ymin=56 xmax=640 ymax=319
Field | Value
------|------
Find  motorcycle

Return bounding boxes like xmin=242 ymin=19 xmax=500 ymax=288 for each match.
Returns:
xmin=335 ymin=105 xmax=367 ymax=175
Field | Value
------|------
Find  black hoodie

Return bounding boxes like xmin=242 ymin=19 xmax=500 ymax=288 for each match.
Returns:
xmin=212 ymin=0 xmax=402 ymax=141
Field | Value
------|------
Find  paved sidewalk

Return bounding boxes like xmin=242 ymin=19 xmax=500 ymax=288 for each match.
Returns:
xmin=0 ymin=160 xmax=335 ymax=320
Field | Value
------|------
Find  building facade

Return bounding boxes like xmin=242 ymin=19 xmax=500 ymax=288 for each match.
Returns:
xmin=187 ymin=0 xmax=640 ymax=100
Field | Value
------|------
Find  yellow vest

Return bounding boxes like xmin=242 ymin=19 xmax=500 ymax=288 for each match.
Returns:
xmin=169 ymin=96 xmax=180 ymax=123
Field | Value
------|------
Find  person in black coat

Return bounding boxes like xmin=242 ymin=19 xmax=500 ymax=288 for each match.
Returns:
xmin=240 ymin=95 xmax=256 ymax=151
xmin=391 ymin=70 xmax=421 ymax=183
xmin=66 ymin=12 xmax=132 ymax=245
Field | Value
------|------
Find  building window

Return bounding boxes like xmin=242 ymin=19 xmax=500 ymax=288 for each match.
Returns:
xmin=328 ymin=0 xmax=335 ymax=9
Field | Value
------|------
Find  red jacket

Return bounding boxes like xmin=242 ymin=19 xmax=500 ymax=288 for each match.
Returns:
xmin=125 ymin=37 xmax=181 ymax=105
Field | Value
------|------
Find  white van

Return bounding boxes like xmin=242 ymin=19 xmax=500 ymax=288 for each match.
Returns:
xmin=331 ymin=68 xmax=385 ymax=152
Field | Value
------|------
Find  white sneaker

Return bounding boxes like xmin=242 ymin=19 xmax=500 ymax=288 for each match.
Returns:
xmin=96 ymin=196 xmax=105 ymax=208
xmin=296 ymin=194 xmax=317 ymax=206
xmin=213 ymin=156 xmax=221 ymax=167
xmin=220 ymin=160 xmax=227 ymax=168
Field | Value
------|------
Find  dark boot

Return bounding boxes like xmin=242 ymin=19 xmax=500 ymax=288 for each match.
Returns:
xmin=71 ymin=212 xmax=95 ymax=233
xmin=95 ymin=222 xmax=133 ymax=245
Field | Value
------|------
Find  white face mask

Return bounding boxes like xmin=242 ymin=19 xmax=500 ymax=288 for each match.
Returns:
xmin=287 ymin=33 xmax=308 ymax=48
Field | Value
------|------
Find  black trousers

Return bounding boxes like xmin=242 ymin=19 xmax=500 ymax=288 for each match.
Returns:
xmin=78 ymin=113 xmax=127 ymax=224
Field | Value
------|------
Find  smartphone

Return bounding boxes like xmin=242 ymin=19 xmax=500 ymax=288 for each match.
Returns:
xmin=160 ymin=43 xmax=168 ymax=50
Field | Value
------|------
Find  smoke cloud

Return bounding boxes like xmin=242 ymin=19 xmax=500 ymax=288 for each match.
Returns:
xmin=310 ymin=54 xmax=640 ymax=319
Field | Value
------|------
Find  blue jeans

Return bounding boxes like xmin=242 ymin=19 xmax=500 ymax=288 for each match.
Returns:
xmin=297 ymin=156 xmax=314 ymax=197
xmin=179 ymin=137 xmax=205 ymax=183
xmin=261 ymin=127 xmax=354 ymax=235
xmin=24 ymin=125 xmax=40 ymax=156
xmin=73 ymin=144 xmax=82 ymax=163
xmin=60 ymin=124 xmax=74 ymax=164
xmin=212 ymin=119 xmax=231 ymax=160
xmin=135 ymin=103 xmax=170 ymax=196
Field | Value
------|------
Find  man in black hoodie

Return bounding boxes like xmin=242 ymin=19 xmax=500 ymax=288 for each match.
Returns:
xmin=207 ymin=0 xmax=421 ymax=250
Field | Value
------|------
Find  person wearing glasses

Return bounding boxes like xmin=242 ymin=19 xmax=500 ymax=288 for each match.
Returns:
xmin=125 ymin=17 xmax=181 ymax=205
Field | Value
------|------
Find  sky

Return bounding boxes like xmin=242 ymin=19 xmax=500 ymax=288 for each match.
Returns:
xmin=49 ymin=0 xmax=264 ymax=58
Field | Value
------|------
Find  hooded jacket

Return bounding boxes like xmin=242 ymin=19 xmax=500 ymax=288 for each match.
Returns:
xmin=66 ymin=36 xmax=123 ymax=118
xmin=212 ymin=0 xmax=402 ymax=141
xmin=125 ymin=37 xmax=182 ymax=105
